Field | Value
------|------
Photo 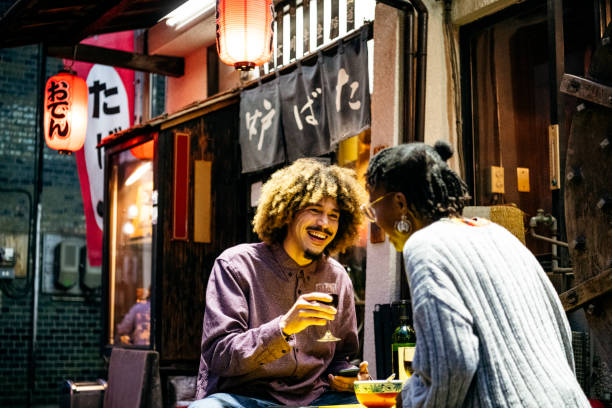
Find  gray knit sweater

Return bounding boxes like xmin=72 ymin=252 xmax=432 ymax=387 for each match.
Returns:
xmin=400 ymin=218 xmax=589 ymax=407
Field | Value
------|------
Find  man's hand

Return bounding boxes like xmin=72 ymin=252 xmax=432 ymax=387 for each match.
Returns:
xmin=328 ymin=373 xmax=356 ymax=393
xmin=280 ymin=292 xmax=337 ymax=336
xmin=328 ymin=361 xmax=371 ymax=393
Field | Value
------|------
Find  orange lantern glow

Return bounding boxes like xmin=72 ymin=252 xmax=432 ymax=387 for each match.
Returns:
xmin=130 ymin=138 xmax=155 ymax=160
xmin=43 ymin=71 xmax=88 ymax=154
xmin=216 ymin=0 xmax=274 ymax=71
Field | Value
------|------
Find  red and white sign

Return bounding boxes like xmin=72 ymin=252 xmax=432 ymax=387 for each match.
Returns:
xmin=70 ymin=32 xmax=135 ymax=267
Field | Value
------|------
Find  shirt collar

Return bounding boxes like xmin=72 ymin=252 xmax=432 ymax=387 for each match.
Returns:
xmin=270 ymin=243 xmax=320 ymax=277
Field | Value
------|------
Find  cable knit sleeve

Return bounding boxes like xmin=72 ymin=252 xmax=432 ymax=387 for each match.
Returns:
xmin=401 ymin=293 xmax=480 ymax=407
xmin=401 ymin=247 xmax=479 ymax=407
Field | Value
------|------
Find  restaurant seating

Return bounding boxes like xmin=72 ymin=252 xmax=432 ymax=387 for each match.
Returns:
xmin=103 ymin=348 xmax=162 ymax=408
xmin=59 ymin=379 xmax=107 ymax=408
xmin=166 ymin=375 xmax=197 ymax=407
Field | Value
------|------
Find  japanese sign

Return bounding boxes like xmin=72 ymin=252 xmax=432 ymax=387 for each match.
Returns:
xmin=279 ymin=61 xmax=330 ymax=161
xmin=239 ymin=26 xmax=370 ymax=173
xmin=43 ymin=72 xmax=88 ymax=152
xmin=239 ymin=80 xmax=285 ymax=173
xmin=46 ymin=78 xmax=71 ymax=139
xmin=84 ymin=64 xmax=131 ymax=230
xmin=322 ymin=29 xmax=371 ymax=146
xmin=72 ymin=32 xmax=135 ymax=267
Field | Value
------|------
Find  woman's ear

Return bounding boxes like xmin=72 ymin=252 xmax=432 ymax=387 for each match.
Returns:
xmin=392 ymin=192 xmax=408 ymax=211
xmin=393 ymin=193 xmax=420 ymax=224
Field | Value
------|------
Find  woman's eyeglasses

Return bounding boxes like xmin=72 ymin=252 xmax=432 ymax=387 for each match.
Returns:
xmin=360 ymin=192 xmax=394 ymax=223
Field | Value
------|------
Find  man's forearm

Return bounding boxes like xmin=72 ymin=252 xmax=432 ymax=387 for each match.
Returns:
xmin=204 ymin=316 xmax=291 ymax=376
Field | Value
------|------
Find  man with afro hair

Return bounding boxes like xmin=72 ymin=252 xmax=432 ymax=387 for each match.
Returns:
xmin=191 ymin=159 xmax=370 ymax=408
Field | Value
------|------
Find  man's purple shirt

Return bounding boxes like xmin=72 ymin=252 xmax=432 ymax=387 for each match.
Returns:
xmin=195 ymin=242 xmax=359 ymax=405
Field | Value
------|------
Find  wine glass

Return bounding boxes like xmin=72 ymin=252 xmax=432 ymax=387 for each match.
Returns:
xmin=315 ymin=282 xmax=340 ymax=342
xmin=403 ymin=346 xmax=416 ymax=377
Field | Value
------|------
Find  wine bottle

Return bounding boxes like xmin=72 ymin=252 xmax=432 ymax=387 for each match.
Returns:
xmin=391 ymin=300 xmax=416 ymax=381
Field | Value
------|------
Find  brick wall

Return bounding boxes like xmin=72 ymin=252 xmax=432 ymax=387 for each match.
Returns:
xmin=34 ymin=297 xmax=105 ymax=403
xmin=0 ymin=46 xmax=105 ymax=406
xmin=0 ymin=297 xmax=105 ymax=406
xmin=0 ymin=297 xmax=30 ymax=405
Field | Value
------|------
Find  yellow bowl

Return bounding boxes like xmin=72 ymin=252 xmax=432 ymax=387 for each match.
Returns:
xmin=353 ymin=380 xmax=403 ymax=408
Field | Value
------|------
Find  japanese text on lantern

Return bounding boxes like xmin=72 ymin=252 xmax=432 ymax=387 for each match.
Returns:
xmin=46 ymin=79 xmax=71 ymax=140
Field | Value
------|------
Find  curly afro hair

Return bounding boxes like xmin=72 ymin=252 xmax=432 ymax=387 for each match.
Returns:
xmin=253 ymin=158 xmax=368 ymax=255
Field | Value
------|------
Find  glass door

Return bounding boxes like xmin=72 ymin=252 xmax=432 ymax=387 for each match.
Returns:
xmin=107 ymin=140 xmax=154 ymax=346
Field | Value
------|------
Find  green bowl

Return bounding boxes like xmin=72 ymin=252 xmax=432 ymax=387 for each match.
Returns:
xmin=354 ymin=380 xmax=403 ymax=408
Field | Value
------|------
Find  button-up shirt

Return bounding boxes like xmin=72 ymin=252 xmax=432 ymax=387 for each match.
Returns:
xmin=116 ymin=300 xmax=150 ymax=346
xmin=195 ymin=242 xmax=359 ymax=405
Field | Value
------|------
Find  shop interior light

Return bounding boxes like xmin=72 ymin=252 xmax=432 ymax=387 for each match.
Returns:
xmin=43 ymin=70 xmax=88 ymax=154
xmin=122 ymin=222 xmax=135 ymax=235
xmin=127 ymin=204 xmax=139 ymax=219
xmin=165 ymin=0 xmax=216 ymax=30
xmin=216 ymin=0 xmax=274 ymax=71
xmin=125 ymin=162 xmax=152 ymax=187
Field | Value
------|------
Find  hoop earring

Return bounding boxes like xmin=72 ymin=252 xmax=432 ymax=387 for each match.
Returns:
xmin=394 ymin=215 xmax=412 ymax=234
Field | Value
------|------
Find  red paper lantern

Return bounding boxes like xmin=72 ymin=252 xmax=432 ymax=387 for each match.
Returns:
xmin=130 ymin=138 xmax=155 ymax=160
xmin=216 ymin=0 xmax=274 ymax=71
xmin=43 ymin=71 xmax=88 ymax=154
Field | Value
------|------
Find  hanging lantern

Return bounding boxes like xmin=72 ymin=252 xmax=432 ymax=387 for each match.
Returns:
xmin=130 ymin=138 xmax=155 ymax=160
xmin=216 ymin=0 xmax=274 ymax=71
xmin=43 ymin=70 xmax=88 ymax=154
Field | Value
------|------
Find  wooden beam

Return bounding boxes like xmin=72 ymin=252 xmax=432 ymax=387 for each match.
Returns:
xmin=47 ymin=44 xmax=184 ymax=77
xmin=0 ymin=0 xmax=39 ymax=22
xmin=560 ymin=73 xmax=612 ymax=109
xmin=76 ymin=0 xmax=128 ymax=40
xmin=560 ymin=268 xmax=612 ymax=312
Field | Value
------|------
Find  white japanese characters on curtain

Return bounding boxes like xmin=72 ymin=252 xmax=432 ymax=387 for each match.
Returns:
xmin=321 ymin=28 xmax=370 ymax=146
xmin=239 ymin=78 xmax=286 ymax=173
xmin=239 ymin=27 xmax=370 ymax=174
xmin=280 ymin=59 xmax=329 ymax=161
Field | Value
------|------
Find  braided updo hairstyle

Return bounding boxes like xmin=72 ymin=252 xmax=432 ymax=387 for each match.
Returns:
xmin=365 ymin=141 xmax=471 ymax=222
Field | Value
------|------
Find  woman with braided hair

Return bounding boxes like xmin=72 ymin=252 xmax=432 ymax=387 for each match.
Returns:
xmin=364 ymin=141 xmax=588 ymax=407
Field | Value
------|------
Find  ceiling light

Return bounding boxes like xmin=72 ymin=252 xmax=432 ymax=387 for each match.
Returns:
xmin=125 ymin=162 xmax=152 ymax=187
xmin=164 ymin=0 xmax=216 ymax=30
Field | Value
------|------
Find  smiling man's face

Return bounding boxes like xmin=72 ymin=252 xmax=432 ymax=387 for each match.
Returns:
xmin=283 ymin=197 xmax=340 ymax=266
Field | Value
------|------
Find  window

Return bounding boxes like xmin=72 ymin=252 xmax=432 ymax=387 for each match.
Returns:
xmin=107 ymin=144 xmax=154 ymax=346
